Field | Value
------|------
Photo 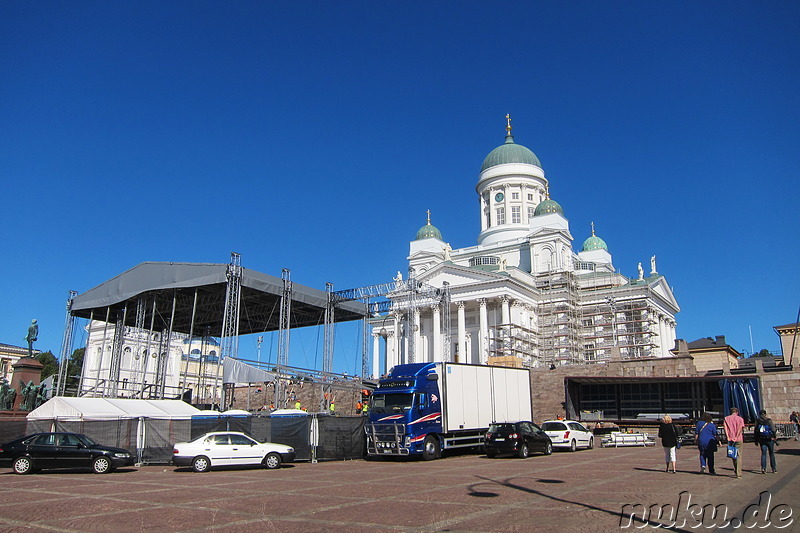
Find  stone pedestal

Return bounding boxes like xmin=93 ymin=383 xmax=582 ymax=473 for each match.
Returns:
xmin=11 ymin=357 xmax=43 ymax=411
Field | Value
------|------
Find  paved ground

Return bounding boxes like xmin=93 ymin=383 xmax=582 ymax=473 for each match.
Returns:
xmin=0 ymin=440 xmax=797 ymax=532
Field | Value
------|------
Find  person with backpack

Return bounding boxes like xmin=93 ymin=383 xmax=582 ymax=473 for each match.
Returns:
xmin=754 ymin=409 xmax=777 ymax=474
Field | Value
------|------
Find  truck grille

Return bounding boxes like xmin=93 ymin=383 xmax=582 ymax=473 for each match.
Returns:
xmin=366 ymin=423 xmax=408 ymax=455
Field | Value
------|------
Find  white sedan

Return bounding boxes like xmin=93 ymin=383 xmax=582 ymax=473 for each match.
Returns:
xmin=172 ymin=432 xmax=295 ymax=472
xmin=541 ymin=420 xmax=594 ymax=451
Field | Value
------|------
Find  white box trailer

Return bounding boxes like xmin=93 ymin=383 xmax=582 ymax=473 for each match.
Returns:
xmin=440 ymin=362 xmax=532 ymax=432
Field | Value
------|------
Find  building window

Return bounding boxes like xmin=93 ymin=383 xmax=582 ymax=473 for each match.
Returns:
xmin=512 ymin=192 xmax=520 ymax=200
xmin=528 ymin=193 xmax=534 ymax=201
xmin=496 ymin=207 xmax=505 ymax=225
xmin=469 ymin=256 xmax=499 ymax=266
xmin=511 ymin=206 xmax=521 ymax=223
xmin=528 ymin=206 xmax=535 ymax=220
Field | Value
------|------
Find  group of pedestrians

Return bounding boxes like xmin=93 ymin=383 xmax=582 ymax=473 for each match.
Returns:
xmin=658 ymin=407 xmax=780 ymax=477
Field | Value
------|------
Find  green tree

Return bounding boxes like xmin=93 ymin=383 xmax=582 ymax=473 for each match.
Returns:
xmin=36 ymin=351 xmax=58 ymax=380
xmin=752 ymin=349 xmax=774 ymax=357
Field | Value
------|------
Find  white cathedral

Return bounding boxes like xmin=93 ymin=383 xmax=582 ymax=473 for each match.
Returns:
xmin=370 ymin=118 xmax=679 ymax=373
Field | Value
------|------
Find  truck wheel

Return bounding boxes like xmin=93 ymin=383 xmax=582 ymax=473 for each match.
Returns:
xmin=518 ymin=443 xmax=529 ymax=459
xmin=486 ymin=451 xmax=496 ymax=458
xmin=422 ymin=435 xmax=440 ymax=461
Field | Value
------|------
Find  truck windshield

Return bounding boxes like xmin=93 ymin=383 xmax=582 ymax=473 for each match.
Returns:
xmin=370 ymin=393 xmax=413 ymax=413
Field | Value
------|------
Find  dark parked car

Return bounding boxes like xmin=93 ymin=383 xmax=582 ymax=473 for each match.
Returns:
xmin=0 ymin=432 xmax=135 ymax=474
xmin=485 ymin=421 xmax=553 ymax=458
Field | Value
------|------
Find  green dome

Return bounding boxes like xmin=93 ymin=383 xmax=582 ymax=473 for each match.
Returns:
xmin=534 ymin=198 xmax=564 ymax=216
xmin=416 ymin=223 xmax=443 ymax=240
xmin=481 ymin=134 xmax=542 ymax=172
xmin=582 ymin=235 xmax=608 ymax=252
xmin=415 ymin=211 xmax=443 ymax=240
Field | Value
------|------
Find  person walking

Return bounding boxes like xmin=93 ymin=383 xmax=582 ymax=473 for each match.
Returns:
xmin=695 ymin=413 xmax=718 ymax=475
xmin=658 ymin=415 xmax=679 ymax=473
xmin=790 ymin=411 xmax=799 ymax=441
xmin=754 ymin=409 xmax=777 ymax=474
xmin=724 ymin=407 xmax=745 ymax=478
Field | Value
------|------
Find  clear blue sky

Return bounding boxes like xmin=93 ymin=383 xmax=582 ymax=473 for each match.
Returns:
xmin=2 ymin=2 xmax=798 ymax=374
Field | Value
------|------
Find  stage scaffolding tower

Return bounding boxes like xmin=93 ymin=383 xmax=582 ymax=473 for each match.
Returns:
xmin=56 ymin=290 xmax=78 ymax=396
xmin=275 ymin=268 xmax=292 ymax=409
xmin=219 ymin=252 xmax=242 ymax=409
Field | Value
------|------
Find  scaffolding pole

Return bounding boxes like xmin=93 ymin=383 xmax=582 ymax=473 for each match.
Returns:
xmin=56 ymin=290 xmax=78 ymax=396
xmin=276 ymin=268 xmax=292 ymax=409
xmin=218 ymin=252 xmax=242 ymax=410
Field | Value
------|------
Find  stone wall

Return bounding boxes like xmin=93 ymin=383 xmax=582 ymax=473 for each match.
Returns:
xmin=758 ymin=369 xmax=800 ymax=422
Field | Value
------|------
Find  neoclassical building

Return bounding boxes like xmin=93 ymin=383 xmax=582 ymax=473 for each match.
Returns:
xmin=371 ymin=119 xmax=679 ymax=373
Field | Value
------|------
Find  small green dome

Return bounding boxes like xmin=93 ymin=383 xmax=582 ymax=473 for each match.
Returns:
xmin=415 ymin=211 xmax=443 ymax=240
xmin=481 ymin=134 xmax=542 ymax=172
xmin=416 ymin=223 xmax=443 ymax=240
xmin=582 ymin=235 xmax=608 ymax=251
xmin=582 ymin=223 xmax=608 ymax=251
xmin=534 ymin=198 xmax=564 ymax=216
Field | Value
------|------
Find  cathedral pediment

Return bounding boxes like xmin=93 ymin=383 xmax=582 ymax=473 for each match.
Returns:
xmin=648 ymin=276 xmax=680 ymax=312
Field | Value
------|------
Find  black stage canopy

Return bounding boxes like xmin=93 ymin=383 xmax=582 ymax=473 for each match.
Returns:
xmin=71 ymin=262 xmax=366 ymax=335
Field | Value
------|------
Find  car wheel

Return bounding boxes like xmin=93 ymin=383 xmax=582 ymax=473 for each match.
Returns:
xmin=263 ymin=452 xmax=282 ymax=470
xmin=570 ymin=439 xmax=577 ymax=452
xmin=93 ymin=456 xmax=111 ymax=474
xmin=545 ymin=442 xmax=553 ymax=455
xmin=588 ymin=437 xmax=594 ymax=450
xmin=192 ymin=456 xmax=211 ymax=473
xmin=12 ymin=457 xmax=33 ymax=475
xmin=422 ymin=435 xmax=440 ymax=461
xmin=518 ymin=443 xmax=529 ymax=459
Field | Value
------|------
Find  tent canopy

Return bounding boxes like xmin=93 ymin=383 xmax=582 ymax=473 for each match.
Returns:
xmin=70 ymin=262 xmax=366 ymax=335
xmin=27 ymin=397 xmax=202 ymax=420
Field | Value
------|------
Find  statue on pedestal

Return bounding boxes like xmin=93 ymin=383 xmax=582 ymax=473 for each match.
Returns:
xmin=25 ymin=319 xmax=38 ymax=358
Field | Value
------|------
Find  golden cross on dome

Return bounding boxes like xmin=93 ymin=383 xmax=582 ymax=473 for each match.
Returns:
xmin=505 ymin=114 xmax=512 ymax=135
xmin=591 ymin=221 xmax=596 ymax=236
xmin=426 ymin=209 xmax=431 ymax=225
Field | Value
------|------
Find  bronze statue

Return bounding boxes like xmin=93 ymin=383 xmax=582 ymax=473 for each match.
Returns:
xmin=20 ymin=380 xmax=41 ymax=411
xmin=25 ymin=319 xmax=38 ymax=358
xmin=0 ymin=380 xmax=15 ymax=411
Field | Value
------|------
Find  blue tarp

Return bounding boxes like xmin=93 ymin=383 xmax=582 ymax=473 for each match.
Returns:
xmin=718 ymin=378 xmax=761 ymax=422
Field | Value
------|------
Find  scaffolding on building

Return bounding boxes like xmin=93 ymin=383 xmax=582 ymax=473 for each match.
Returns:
xmin=536 ymin=271 xmax=581 ymax=365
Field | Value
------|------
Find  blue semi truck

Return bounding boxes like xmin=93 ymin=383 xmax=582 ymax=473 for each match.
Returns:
xmin=365 ymin=362 xmax=532 ymax=460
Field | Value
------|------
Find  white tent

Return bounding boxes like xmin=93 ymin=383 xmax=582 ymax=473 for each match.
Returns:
xmin=27 ymin=397 xmax=201 ymax=420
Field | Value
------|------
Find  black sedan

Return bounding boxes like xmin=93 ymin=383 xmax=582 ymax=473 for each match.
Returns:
xmin=485 ymin=421 xmax=553 ymax=458
xmin=0 ymin=432 xmax=135 ymax=474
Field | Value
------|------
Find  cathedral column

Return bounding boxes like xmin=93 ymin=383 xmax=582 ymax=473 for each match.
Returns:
xmin=432 ymin=304 xmax=441 ymax=363
xmin=457 ymin=302 xmax=466 ymax=363
xmin=372 ymin=333 xmax=381 ymax=378
xmin=412 ymin=308 xmax=421 ymax=363
xmin=500 ymin=296 xmax=510 ymax=325
xmin=478 ymin=299 xmax=488 ymax=364
xmin=392 ymin=313 xmax=401 ymax=367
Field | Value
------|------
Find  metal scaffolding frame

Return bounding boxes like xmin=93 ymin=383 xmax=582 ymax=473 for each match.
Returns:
xmin=275 ymin=268 xmax=292 ymax=408
xmin=55 ymin=290 xmax=78 ymax=397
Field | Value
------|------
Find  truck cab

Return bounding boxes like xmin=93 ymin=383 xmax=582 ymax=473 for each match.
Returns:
xmin=366 ymin=363 xmax=443 ymax=459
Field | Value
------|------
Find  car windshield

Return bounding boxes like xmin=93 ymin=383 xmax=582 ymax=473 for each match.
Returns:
xmin=542 ymin=422 xmax=567 ymax=431
xmin=76 ymin=434 xmax=98 ymax=446
xmin=370 ymin=393 xmax=413 ymax=413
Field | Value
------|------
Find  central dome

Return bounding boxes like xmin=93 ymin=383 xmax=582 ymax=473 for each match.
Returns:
xmin=481 ymin=134 xmax=542 ymax=172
